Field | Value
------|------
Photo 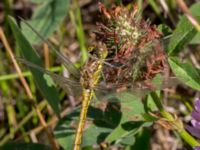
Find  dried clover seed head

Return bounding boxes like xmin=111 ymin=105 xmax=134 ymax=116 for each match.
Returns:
xmin=95 ymin=3 xmax=167 ymax=85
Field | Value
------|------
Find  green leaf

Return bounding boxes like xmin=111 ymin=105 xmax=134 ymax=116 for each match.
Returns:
xmin=82 ymin=125 xmax=112 ymax=147
xmin=126 ymin=128 xmax=151 ymax=150
xmin=105 ymin=121 xmax=141 ymax=144
xmin=54 ymin=106 xmax=109 ymax=150
xmin=107 ymin=93 xmax=145 ymax=123
xmin=145 ymin=91 xmax=160 ymax=112
xmin=157 ymin=24 xmax=172 ymax=36
xmin=82 ymin=146 xmax=93 ymax=150
xmin=21 ymin=0 xmax=70 ymax=44
xmin=54 ymin=119 xmax=75 ymax=150
xmin=189 ymin=32 xmax=200 ymax=44
xmin=43 ymin=74 xmax=55 ymax=87
xmin=190 ymin=1 xmax=200 ymax=15
xmin=29 ymin=0 xmax=52 ymax=4
xmin=54 ymin=94 xmax=151 ymax=149
xmin=105 ymin=93 xmax=147 ymax=143
xmin=120 ymin=134 xmax=136 ymax=146
xmin=0 ymin=143 xmax=52 ymax=150
xmin=8 ymin=16 xmax=60 ymax=117
xmin=167 ymin=2 xmax=200 ymax=55
xmin=188 ymin=2 xmax=200 ymax=45
xmin=168 ymin=57 xmax=200 ymax=91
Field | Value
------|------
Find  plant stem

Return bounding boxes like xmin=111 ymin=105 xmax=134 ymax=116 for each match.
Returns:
xmin=179 ymin=129 xmax=200 ymax=146
xmin=150 ymin=92 xmax=173 ymax=121
xmin=70 ymin=0 xmax=88 ymax=64
xmin=0 ymin=66 xmax=61 ymax=81
xmin=148 ymin=0 xmax=166 ymax=23
xmin=150 ymin=91 xmax=200 ymax=147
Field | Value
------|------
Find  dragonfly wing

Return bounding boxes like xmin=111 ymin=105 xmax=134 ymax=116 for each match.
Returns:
xmin=50 ymin=73 xmax=82 ymax=96
xmin=92 ymin=76 xmax=182 ymax=123
xmin=94 ymin=74 xmax=182 ymax=103
xmin=93 ymin=83 xmax=147 ymax=103
xmin=150 ymin=76 xmax=182 ymax=89
xmin=18 ymin=58 xmax=82 ymax=96
xmin=20 ymin=17 xmax=80 ymax=79
xmin=92 ymin=88 xmax=147 ymax=123
xmin=125 ymin=76 xmax=182 ymax=93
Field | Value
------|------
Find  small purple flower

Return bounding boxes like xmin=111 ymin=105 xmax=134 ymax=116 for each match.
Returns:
xmin=186 ymin=98 xmax=200 ymax=139
xmin=193 ymin=147 xmax=200 ymax=150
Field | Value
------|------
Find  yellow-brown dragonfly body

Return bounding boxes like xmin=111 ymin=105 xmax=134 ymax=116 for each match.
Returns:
xmin=73 ymin=44 xmax=107 ymax=150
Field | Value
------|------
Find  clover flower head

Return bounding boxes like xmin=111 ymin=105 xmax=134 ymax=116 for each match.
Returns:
xmin=96 ymin=3 xmax=167 ymax=85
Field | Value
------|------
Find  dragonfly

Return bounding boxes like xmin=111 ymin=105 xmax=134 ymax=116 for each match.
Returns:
xmin=18 ymin=14 xmax=185 ymax=150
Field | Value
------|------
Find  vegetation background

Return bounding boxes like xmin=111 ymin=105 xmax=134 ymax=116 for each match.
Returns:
xmin=0 ymin=0 xmax=200 ymax=150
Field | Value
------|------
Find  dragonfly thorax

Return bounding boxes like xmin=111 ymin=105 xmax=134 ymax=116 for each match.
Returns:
xmin=80 ymin=43 xmax=108 ymax=89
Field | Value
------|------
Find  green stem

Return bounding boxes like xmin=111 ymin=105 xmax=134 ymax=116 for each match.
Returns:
xmin=70 ymin=0 xmax=88 ymax=64
xmin=150 ymin=92 xmax=173 ymax=121
xmin=148 ymin=0 xmax=166 ymax=23
xmin=0 ymin=66 xmax=61 ymax=81
xmin=150 ymin=91 xmax=200 ymax=147
xmin=179 ymin=130 xmax=200 ymax=146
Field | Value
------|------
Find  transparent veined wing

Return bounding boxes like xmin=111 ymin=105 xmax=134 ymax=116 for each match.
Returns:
xmin=94 ymin=74 xmax=182 ymax=101
xmin=20 ymin=17 xmax=80 ymax=80
xmin=18 ymin=56 xmax=184 ymax=102
xmin=18 ymin=58 xmax=82 ymax=96
xmin=92 ymin=74 xmax=183 ymax=123
xmin=18 ymin=56 xmax=185 ymax=125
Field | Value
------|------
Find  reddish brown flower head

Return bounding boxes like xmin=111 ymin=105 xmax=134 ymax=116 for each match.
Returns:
xmin=95 ymin=3 xmax=168 ymax=86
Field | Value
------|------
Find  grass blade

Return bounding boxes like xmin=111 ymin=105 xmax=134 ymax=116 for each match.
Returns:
xmin=8 ymin=16 xmax=61 ymax=117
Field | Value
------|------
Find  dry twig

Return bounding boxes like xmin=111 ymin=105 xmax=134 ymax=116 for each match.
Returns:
xmin=176 ymin=0 xmax=200 ymax=32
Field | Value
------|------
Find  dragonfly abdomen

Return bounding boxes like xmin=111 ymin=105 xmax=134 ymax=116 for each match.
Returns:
xmin=73 ymin=89 xmax=94 ymax=150
xmin=74 ymin=44 xmax=107 ymax=150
